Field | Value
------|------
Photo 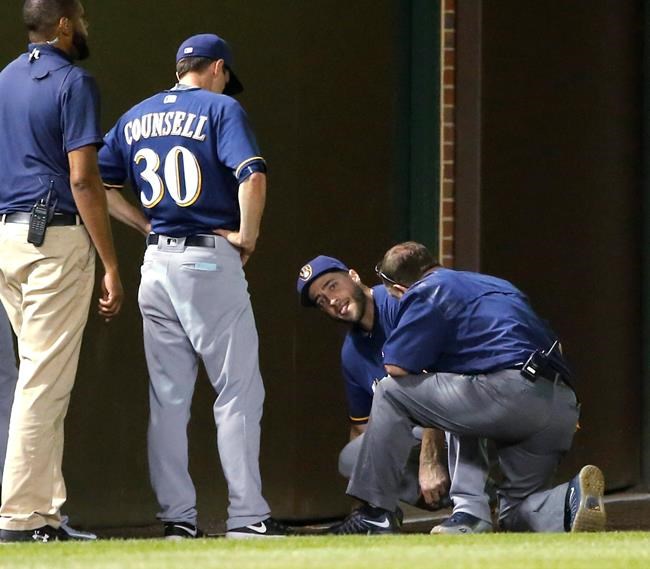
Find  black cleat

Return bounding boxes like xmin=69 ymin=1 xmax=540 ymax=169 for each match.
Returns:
xmin=0 ymin=525 xmax=68 ymax=543
xmin=164 ymin=521 xmax=204 ymax=540
xmin=430 ymin=511 xmax=493 ymax=534
xmin=226 ymin=517 xmax=288 ymax=539
xmin=328 ymin=505 xmax=399 ymax=535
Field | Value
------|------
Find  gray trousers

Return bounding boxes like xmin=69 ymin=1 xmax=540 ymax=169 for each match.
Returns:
xmin=0 ymin=304 xmax=18 ymax=481
xmin=348 ymin=369 xmax=579 ymax=532
xmin=339 ymin=428 xmax=491 ymax=516
xmin=338 ymin=429 xmax=422 ymax=506
xmin=139 ymin=236 xmax=270 ymax=530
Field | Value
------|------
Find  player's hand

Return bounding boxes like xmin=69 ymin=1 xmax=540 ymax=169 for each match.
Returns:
xmin=213 ymin=229 xmax=255 ymax=266
xmin=98 ymin=268 xmax=124 ymax=322
xmin=419 ymin=461 xmax=450 ymax=506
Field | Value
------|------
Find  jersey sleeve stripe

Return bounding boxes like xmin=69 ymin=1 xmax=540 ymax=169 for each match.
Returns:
xmin=349 ymin=415 xmax=370 ymax=424
xmin=235 ymin=156 xmax=266 ymax=179
xmin=103 ymin=182 xmax=125 ymax=190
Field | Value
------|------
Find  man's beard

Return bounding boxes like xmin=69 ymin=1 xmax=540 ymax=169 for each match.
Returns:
xmin=72 ymin=31 xmax=90 ymax=60
xmin=330 ymin=283 xmax=367 ymax=325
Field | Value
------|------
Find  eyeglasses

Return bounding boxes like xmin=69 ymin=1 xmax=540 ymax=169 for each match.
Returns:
xmin=374 ymin=263 xmax=402 ymax=287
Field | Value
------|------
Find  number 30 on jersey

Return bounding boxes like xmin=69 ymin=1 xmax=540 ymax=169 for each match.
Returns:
xmin=135 ymin=146 xmax=202 ymax=208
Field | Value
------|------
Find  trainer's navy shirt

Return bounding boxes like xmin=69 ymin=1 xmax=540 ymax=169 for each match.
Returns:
xmin=383 ymin=268 xmax=571 ymax=378
xmin=99 ymin=84 xmax=265 ymax=237
xmin=341 ymin=285 xmax=400 ymax=423
xmin=0 ymin=44 xmax=102 ymax=214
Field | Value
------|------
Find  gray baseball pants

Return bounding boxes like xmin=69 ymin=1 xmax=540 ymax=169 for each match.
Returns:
xmin=338 ymin=428 xmax=422 ymax=506
xmin=348 ymin=369 xmax=579 ymax=532
xmin=0 ymin=304 xmax=17 ymax=481
xmin=339 ymin=427 xmax=491 ymax=515
xmin=139 ymin=236 xmax=270 ymax=530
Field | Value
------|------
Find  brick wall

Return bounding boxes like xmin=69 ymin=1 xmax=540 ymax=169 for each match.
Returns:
xmin=440 ymin=0 xmax=456 ymax=266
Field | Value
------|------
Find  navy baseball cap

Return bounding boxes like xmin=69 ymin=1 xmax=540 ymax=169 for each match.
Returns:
xmin=176 ymin=33 xmax=244 ymax=96
xmin=297 ymin=256 xmax=349 ymax=307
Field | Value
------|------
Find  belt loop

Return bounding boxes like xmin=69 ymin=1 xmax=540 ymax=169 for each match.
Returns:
xmin=1 ymin=214 xmax=6 ymax=225
xmin=75 ymin=214 xmax=81 ymax=226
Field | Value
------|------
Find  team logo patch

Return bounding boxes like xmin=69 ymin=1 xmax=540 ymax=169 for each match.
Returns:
xmin=299 ymin=264 xmax=313 ymax=281
xmin=183 ymin=47 xmax=194 ymax=55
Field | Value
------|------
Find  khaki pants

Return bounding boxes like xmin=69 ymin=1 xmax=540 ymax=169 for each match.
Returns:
xmin=0 ymin=222 xmax=94 ymax=531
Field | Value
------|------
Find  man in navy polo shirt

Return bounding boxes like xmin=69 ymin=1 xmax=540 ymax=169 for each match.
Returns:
xmin=333 ymin=242 xmax=606 ymax=534
xmin=98 ymin=33 xmax=286 ymax=539
xmin=0 ymin=0 xmax=123 ymax=543
xmin=297 ymin=255 xmax=451 ymax=512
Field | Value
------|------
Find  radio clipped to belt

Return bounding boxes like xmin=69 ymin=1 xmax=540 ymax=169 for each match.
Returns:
xmin=520 ymin=340 xmax=561 ymax=382
xmin=27 ymin=180 xmax=57 ymax=246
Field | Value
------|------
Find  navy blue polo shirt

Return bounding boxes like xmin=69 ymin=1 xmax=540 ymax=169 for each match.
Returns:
xmin=383 ymin=268 xmax=571 ymax=378
xmin=99 ymin=84 xmax=265 ymax=236
xmin=341 ymin=285 xmax=400 ymax=424
xmin=0 ymin=44 xmax=102 ymax=214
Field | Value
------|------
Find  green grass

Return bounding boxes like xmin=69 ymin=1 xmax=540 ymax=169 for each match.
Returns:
xmin=1 ymin=533 xmax=649 ymax=569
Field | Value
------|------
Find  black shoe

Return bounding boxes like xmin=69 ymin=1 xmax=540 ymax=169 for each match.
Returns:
xmin=565 ymin=465 xmax=606 ymax=532
xmin=430 ymin=511 xmax=493 ymax=534
xmin=0 ymin=525 xmax=68 ymax=543
xmin=226 ymin=517 xmax=288 ymax=539
xmin=163 ymin=521 xmax=204 ymax=540
xmin=328 ymin=505 xmax=399 ymax=535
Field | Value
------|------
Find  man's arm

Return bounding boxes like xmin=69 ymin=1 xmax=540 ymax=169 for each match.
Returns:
xmin=385 ymin=364 xmax=409 ymax=377
xmin=215 ymin=172 xmax=266 ymax=265
xmin=418 ymin=427 xmax=450 ymax=506
xmin=68 ymin=146 xmax=123 ymax=320
xmin=349 ymin=423 xmax=367 ymax=441
xmin=105 ymin=188 xmax=151 ymax=236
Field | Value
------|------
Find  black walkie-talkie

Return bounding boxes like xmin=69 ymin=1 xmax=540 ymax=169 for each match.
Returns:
xmin=520 ymin=340 xmax=559 ymax=381
xmin=27 ymin=181 xmax=56 ymax=246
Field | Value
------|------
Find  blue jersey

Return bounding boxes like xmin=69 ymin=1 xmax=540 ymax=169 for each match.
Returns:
xmin=383 ymin=268 xmax=571 ymax=378
xmin=99 ymin=84 xmax=264 ymax=236
xmin=0 ymin=44 xmax=102 ymax=214
xmin=340 ymin=285 xmax=400 ymax=424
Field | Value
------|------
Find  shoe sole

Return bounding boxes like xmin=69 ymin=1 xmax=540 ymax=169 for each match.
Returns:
xmin=430 ymin=522 xmax=493 ymax=535
xmin=225 ymin=533 xmax=286 ymax=539
xmin=571 ymin=465 xmax=606 ymax=532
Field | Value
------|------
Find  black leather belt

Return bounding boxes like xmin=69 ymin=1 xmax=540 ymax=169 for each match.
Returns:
xmin=146 ymin=233 xmax=215 ymax=248
xmin=1 ymin=212 xmax=82 ymax=226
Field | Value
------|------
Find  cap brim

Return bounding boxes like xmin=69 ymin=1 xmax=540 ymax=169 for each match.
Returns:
xmin=223 ymin=70 xmax=243 ymax=96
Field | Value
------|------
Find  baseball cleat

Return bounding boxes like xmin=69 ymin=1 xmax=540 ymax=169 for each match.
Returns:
xmin=565 ymin=464 xmax=606 ymax=532
xmin=225 ymin=517 xmax=288 ymax=539
xmin=164 ymin=521 xmax=204 ymax=540
xmin=328 ymin=504 xmax=399 ymax=535
xmin=430 ymin=511 xmax=493 ymax=534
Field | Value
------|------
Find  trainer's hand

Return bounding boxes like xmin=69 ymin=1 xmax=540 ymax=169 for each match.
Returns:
xmin=419 ymin=461 xmax=450 ymax=507
xmin=214 ymin=229 xmax=255 ymax=266
xmin=98 ymin=268 xmax=124 ymax=322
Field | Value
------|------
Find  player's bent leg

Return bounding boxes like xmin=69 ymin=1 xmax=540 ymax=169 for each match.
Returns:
xmin=431 ymin=434 xmax=493 ymax=534
xmin=496 ymin=381 xmax=579 ymax=532
xmin=338 ymin=434 xmax=364 ymax=479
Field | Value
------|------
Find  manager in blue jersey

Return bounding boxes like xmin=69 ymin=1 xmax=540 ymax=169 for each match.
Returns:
xmin=0 ymin=0 xmax=123 ymax=543
xmin=333 ymin=242 xmax=606 ymax=535
xmin=297 ymin=256 xmax=451 ymax=512
xmin=99 ymin=34 xmax=286 ymax=539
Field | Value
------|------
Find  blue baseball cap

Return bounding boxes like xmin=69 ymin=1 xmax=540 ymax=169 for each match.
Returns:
xmin=176 ymin=33 xmax=244 ymax=96
xmin=297 ymin=256 xmax=349 ymax=307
